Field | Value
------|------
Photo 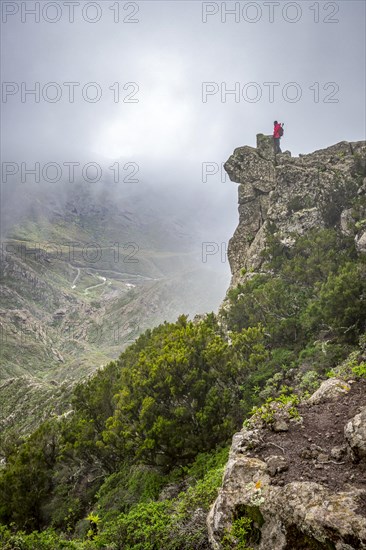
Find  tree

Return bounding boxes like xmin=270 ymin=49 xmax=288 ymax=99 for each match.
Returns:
xmin=103 ymin=318 xmax=267 ymax=469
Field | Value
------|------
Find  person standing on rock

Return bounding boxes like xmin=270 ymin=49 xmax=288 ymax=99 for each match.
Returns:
xmin=273 ymin=120 xmax=283 ymax=154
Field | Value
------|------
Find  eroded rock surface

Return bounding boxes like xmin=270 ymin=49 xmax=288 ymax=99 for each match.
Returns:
xmin=308 ymin=378 xmax=351 ymax=405
xmin=208 ymin=137 xmax=366 ymax=548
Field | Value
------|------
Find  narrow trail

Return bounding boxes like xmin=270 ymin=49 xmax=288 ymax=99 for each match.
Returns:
xmin=69 ymin=264 xmax=160 ymax=291
xmin=84 ymin=267 xmax=158 ymax=281
xmin=71 ymin=267 xmax=81 ymax=289
xmin=84 ymin=276 xmax=107 ymax=294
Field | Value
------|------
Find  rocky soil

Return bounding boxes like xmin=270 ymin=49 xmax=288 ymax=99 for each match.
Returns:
xmin=207 ymin=378 xmax=366 ymax=549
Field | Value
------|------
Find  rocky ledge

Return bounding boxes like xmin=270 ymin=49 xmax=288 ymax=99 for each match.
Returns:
xmin=225 ymin=135 xmax=366 ymax=286
xmin=207 ymin=378 xmax=366 ymax=549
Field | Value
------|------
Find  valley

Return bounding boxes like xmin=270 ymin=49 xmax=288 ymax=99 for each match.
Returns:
xmin=0 ymin=182 xmax=229 ymax=439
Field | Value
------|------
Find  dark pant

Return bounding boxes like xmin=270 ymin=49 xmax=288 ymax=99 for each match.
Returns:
xmin=274 ymin=137 xmax=281 ymax=154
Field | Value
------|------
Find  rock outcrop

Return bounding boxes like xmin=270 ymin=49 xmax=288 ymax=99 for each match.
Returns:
xmin=225 ymin=135 xmax=366 ymax=285
xmin=207 ymin=379 xmax=366 ymax=549
xmin=308 ymin=378 xmax=351 ymax=405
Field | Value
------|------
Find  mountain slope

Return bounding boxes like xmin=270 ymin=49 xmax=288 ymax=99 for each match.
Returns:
xmin=0 ymin=182 xmax=228 ymax=436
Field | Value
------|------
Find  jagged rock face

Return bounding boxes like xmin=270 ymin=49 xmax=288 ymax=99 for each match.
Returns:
xmin=225 ymin=135 xmax=366 ymax=285
xmin=207 ymin=379 xmax=366 ymax=549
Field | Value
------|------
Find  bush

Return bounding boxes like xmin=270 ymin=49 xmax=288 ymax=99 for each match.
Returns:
xmin=221 ymin=517 xmax=255 ymax=550
xmin=90 ymin=446 xmax=229 ymax=550
xmin=352 ymin=362 xmax=366 ymax=378
xmin=297 ymin=370 xmax=320 ymax=394
xmin=224 ymin=276 xmax=306 ymax=346
xmin=91 ymin=500 xmax=173 ymax=550
xmin=303 ymin=262 xmax=366 ymax=343
xmin=0 ymin=525 xmax=79 ymax=549
xmin=95 ymin=464 xmax=165 ymax=521
xmin=103 ymin=318 xmax=267 ymax=468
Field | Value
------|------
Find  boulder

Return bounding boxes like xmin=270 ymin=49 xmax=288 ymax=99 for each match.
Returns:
xmin=207 ymin=376 xmax=366 ymax=549
xmin=273 ymin=419 xmax=289 ymax=432
xmin=330 ymin=445 xmax=347 ymax=462
xmin=308 ymin=378 xmax=351 ymax=405
xmin=207 ymin=451 xmax=366 ymax=549
xmin=356 ymin=230 xmax=366 ymax=253
xmin=265 ymin=455 xmax=288 ymax=477
xmin=344 ymin=407 xmax=366 ymax=463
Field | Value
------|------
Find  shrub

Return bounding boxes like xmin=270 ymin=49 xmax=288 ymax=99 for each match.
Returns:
xmin=351 ymin=362 xmax=366 ymax=378
xmin=94 ymin=501 xmax=173 ymax=550
xmin=245 ymin=393 xmax=301 ymax=428
xmin=95 ymin=464 xmax=165 ymax=522
xmin=0 ymin=525 xmax=79 ymax=549
xmin=303 ymin=263 xmax=366 ymax=343
xmin=221 ymin=517 xmax=255 ymax=550
xmin=297 ymin=370 xmax=320 ymax=394
xmin=103 ymin=319 xmax=267 ymax=468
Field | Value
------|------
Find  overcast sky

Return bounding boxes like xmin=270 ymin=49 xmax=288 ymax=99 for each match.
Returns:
xmin=1 ymin=0 xmax=365 ymax=274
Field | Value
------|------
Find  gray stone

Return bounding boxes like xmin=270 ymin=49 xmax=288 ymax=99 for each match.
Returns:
xmin=340 ymin=208 xmax=355 ymax=236
xmin=265 ymin=455 xmax=288 ymax=476
xmin=231 ymin=429 xmax=262 ymax=454
xmin=330 ymin=445 xmax=347 ymax=461
xmin=317 ymin=453 xmax=330 ymax=463
xmin=344 ymin=407 xmax=366 ymax=463
xmin=273 ymin=419 xmax=289 ymax=432
xmin=208 ymin=470 xmax=366 ymax=550
xmin=356 ymin=230 xmax=366 ymax=253
xmin=308 ymin=378 xmax=351 ymax=405
xmin=224 ymin=135 xmax=366 ymax=286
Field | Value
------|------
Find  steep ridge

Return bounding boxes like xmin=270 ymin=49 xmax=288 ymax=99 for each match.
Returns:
xmin=208 ymin=135 xmax=366 ymax=550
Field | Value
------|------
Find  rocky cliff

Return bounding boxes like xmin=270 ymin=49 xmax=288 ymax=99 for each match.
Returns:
xmin=225 ymin=135 xmax=366 ymax=286
xmin=207 ymin=136 xmax=366 ymax=549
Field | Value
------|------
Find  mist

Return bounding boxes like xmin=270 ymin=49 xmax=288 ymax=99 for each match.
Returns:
xmin=1 ymin=0 xmax=365 ymax=292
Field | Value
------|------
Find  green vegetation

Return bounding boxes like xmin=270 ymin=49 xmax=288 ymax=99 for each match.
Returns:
xmin=224 ymin=229 xmax=365 ymax=355
xmin=246 ymin=392 xmax=301 ymax=428
xmin=221 ymin=517 xmax=255 ymax=550
xmin=352 ymin=362 xmax=366 ymax=377
xmin=221 ymin=505 xmax=264 ymax=550
xmin=1 ymin=224 xmax=366 ymax=548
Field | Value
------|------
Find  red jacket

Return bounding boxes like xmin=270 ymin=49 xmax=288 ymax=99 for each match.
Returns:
xmin=273 ymin=123 xmax=282 ymax=139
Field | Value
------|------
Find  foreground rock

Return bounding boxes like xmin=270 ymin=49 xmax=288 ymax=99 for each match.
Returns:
xmin=207 ymin=379 xmax=366 ymax=549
